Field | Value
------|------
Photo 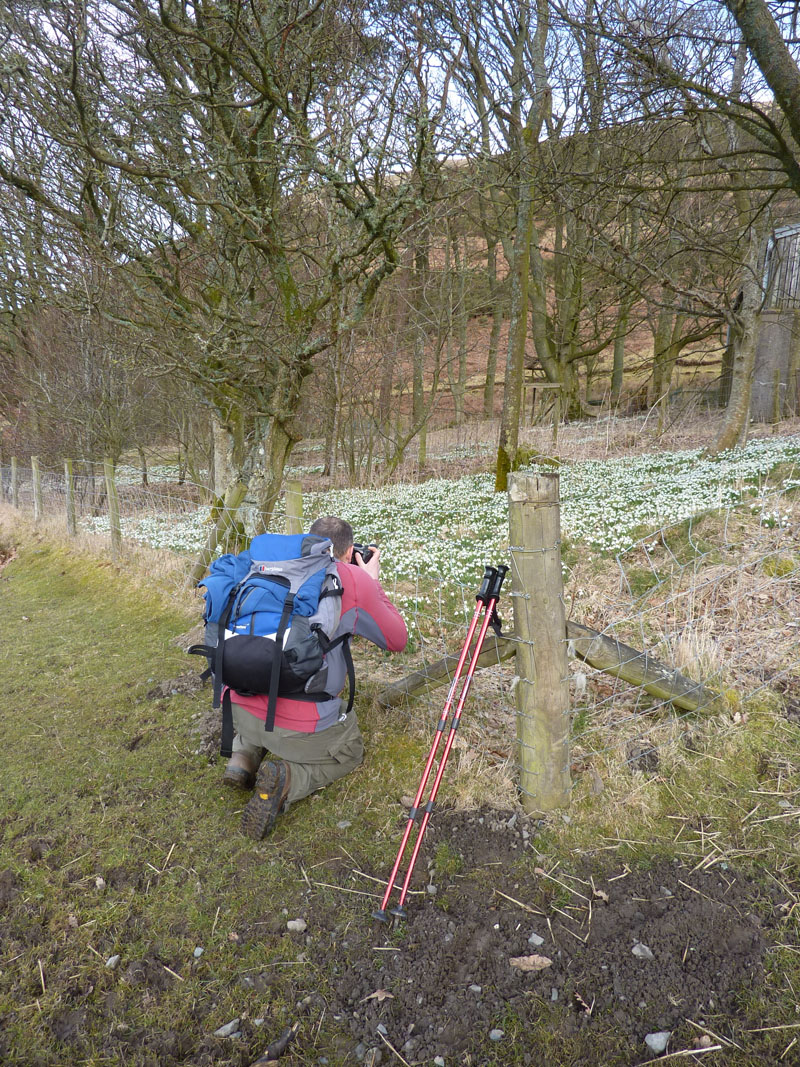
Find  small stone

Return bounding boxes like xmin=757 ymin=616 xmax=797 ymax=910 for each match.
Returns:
xmin=364 ymin=1050 xmax=382 ymax=1067
xmin=528 ymin=932 xmax=545 ymax=946
xmin=489 ymin=1029 xmax=504 ymax=1042
xmin=213 ymin=1018 xmax=240 ymax=1038
xmin=644 ymin=1032 xmax=671 ymax=1054
xmin=337 ymin=820 xmax=352 ymax=829
xmin=193 ymin=947 xmax=204 ymax=958
xmin=469 ymin=984 xmax=482 ymax=994
xmin=287 ymin=918 xmax=307 ymax=933
xmin=632 ymin=942 xmax=655 ymax=960
xmin=95 ymin=876 xmax=106 ymax=890
xmin=376 ymin=1024 xmax=388 ymax=1036
xmin=434 ymin=1058 xmax=445 ymax=1067
xmin=354 ymin=1042 xmax=367 ymax=1060
xmin=253 ymin=1018 xmax=265 ymax=1026
xmin=551 ymin=987 xmax=559 ymax=1001
xmin=105 ymin=955 xmax=121 ymax=970
xmin=426 ymin=884 xmax=437 ymax=896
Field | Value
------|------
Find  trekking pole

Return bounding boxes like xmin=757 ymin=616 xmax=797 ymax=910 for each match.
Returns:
xmin=373 ymin=565 xmax=508 ymax=922
xmin=371 ymin=567 xmax=495 ymax=923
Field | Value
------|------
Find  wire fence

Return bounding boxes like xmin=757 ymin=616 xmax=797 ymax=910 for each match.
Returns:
xmin=569 ymin=488 xmax=799 ymax=771
xmin=3 ymin=457 xmax=799 ymax=811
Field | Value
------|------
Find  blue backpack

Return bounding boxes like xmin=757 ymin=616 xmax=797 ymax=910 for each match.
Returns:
xmin=189 ymin=533 xmax=354 ymax=756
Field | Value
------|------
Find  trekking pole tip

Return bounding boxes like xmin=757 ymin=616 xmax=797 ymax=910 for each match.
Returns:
xmin=371 ymin=908 xmax=389 ymax=923
xmin=389 ymin=905 xmax=407 ymax=921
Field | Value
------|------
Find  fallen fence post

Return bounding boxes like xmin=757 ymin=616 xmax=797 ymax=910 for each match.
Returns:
xmin=508 ymin=472 xmax=571 ymax=813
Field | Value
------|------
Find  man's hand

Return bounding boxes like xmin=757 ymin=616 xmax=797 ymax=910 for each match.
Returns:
xmin=354 ymin=545 xmax=381 ymax=581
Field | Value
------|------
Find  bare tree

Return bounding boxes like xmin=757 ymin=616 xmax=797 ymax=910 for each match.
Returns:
xmin=0 ymin=0 xmax=451 ymax=558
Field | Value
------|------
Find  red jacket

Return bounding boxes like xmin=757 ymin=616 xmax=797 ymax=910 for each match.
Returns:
xmin=230 ymin=561 xmax=407 ymax=732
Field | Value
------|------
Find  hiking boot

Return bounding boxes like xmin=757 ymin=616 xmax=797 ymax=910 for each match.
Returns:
xmin=222 ymin=751 xmax=258 ymax=790
xmin=241 ymin=760 xmax=291 ymax=840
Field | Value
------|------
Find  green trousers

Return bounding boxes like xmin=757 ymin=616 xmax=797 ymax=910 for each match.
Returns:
xmin=230 ymin=703 xmax=364 ymax=807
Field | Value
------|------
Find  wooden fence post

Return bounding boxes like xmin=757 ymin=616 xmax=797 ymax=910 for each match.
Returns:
xmin=103 ymin=459 xmax=122 ymax=556
xmin=508 ymin=471 xmax=571 ymax=813
xmin=285 ymin=479 xmax=304 ymax=535
xmin=31 ymin=456 xmax=42 ymax=522
xmin=64 ymin=459 xmax=77 ymax=536
xmin=11 ymin=457 xmax=18 ymax=507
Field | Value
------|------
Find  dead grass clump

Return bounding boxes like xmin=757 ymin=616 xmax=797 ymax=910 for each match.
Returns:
xmin=0 ymin=503 xmax=197 ymax=612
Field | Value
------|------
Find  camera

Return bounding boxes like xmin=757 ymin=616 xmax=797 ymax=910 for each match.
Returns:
xmin=351 ymin=542 xmax=376 ymax=565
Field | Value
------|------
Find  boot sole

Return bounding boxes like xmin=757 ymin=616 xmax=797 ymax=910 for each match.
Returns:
xmin=241 ymin=761 xmax=289 ymax=840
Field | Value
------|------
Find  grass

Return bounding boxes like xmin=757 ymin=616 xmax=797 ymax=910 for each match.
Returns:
xmin=0 ymin=519 xmax=434 ymax=1066
xmin=2 ymin=498 xmax=800 ymax=1065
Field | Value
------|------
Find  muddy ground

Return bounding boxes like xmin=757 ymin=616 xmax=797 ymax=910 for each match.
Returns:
xmin=1 ymin=680 xmax=787 ymax=1067
xmin=0 ymin=802 xmax=785 ymax=1067
xmin=312 ymin=808 xmax=776 ymax=1066
xmin=182 ymin=690 xmax=784 ymax=1066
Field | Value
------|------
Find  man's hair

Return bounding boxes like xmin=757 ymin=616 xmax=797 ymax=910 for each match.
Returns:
xmin=309 ymin=516 xmax=354 ymax=560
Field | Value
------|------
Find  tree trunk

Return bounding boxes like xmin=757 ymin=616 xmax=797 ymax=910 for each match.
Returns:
xmin=188 ymin=478 xmax=249 ymax=584
xmin=708 ymin=245 xmax=763 ymax=452
xmin=251 ymin=418 xmax=297 ymax=531
xmin=611 ymin=301 xmax=630 ymax=403
xmin=212 ymin=419 xmax=234 ymax=497
xmin=496 ymin=174 xmax=534 ymax=491
xmin=453 ymin=235 xmax=468 ymax=425
xmin=708 ymin=194 xmax=767 ymax=453
xmin=724 ymin=0 xmax=800 ymax=188
xmin=483 ymin=239 xmax=503 ymax=419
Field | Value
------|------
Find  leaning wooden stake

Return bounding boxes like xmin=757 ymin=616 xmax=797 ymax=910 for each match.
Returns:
xmin=377 ymin=624 xmax=720 ymax=714
xmin=509 ymin=472 xmax=571 ymax=813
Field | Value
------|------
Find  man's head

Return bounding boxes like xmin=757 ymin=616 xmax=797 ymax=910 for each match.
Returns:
xmin=309 ymin=516 xmax=354 ymax=562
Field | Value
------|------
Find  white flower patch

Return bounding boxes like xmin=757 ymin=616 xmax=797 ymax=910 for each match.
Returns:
xmin=80 ymin=436 xmax=800 ymax=620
